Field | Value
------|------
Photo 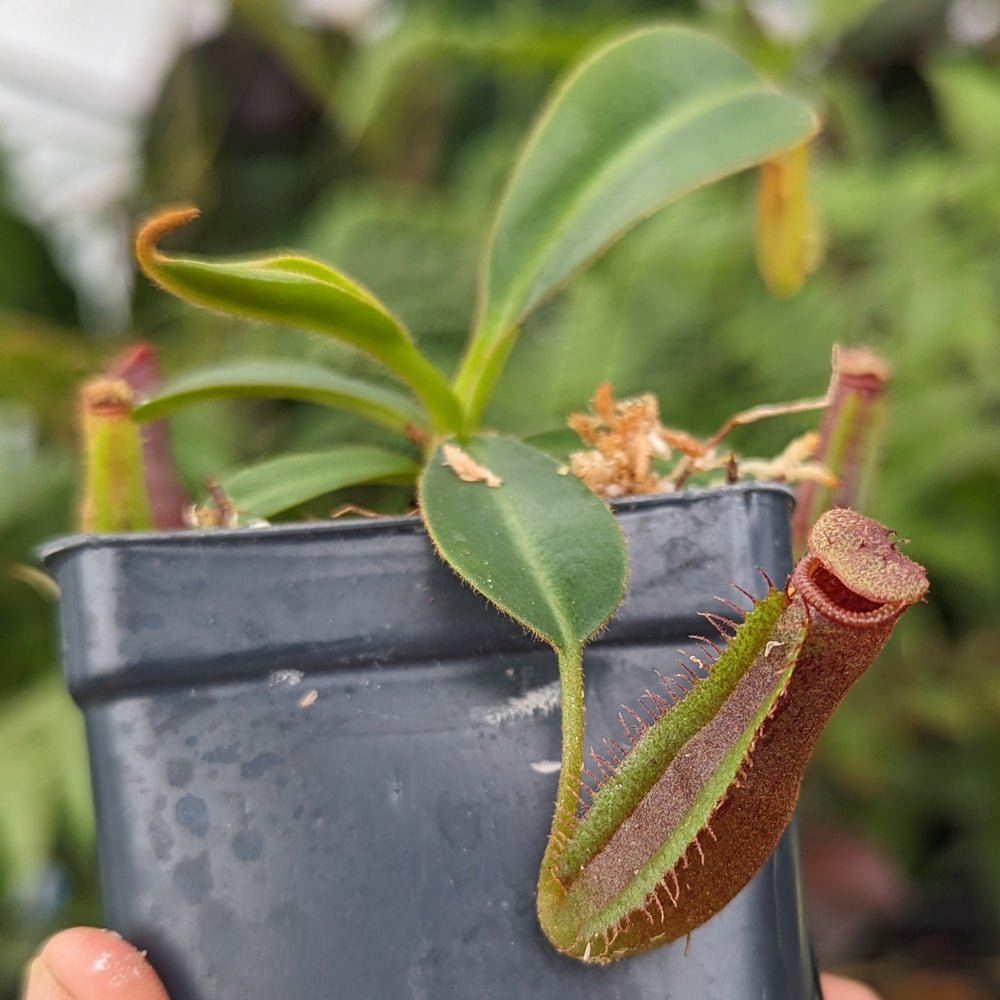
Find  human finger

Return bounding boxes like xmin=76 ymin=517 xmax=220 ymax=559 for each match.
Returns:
xmin=21 ymin=927 xmax=170 ymax=1000
xmin=820 ymin=971 xmax=883 ymax=1000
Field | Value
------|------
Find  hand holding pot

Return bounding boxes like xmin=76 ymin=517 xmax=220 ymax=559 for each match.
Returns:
xmin=21 ymin=928 xmax=169 ymax=1000
xmin=22 ymin=926 xmax=880 ymax=1000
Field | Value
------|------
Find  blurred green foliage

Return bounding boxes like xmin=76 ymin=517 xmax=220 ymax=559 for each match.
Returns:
xmin=2 ymin=0 xmax=999 ymax=993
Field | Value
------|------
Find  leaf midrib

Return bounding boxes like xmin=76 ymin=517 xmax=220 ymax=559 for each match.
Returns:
xmin=484 ymin=78 xmax=777 ymax=335
xmin=488 ymin=468 xmax=578 ymax=652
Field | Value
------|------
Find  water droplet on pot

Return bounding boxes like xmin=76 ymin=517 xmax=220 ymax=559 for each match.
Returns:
xmin=149 ymin=795 xmax=174 ymax=861
xmin=241 ymin=752 xmax=283 ymax=779
xmin=166 ymin=758 xmax=193 ymax=787
xmin=175 ymin=795 xmax=209 ymax=836
xmin=172 ymin=851 xmax=214 ymax=904
xmin=202 ymin=743 xmax=240 ymax=764
xmin=232 ymin=830 xmax=264 ymax=861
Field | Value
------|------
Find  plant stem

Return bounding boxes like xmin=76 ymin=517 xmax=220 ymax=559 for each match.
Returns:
xmin=537 ymin=643 xmax=585 ymax=922
xmin=452 ymin=321 xmax=518 ymax=433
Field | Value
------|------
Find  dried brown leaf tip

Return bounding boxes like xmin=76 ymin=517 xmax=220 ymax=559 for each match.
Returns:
xmin=739 ymin=431 xmax=837 ymax=487
xmin=569 ymin=384 xmax=832 ymax=497
xmin=568 ymin=383 xmax=669 ymax=497
xmin=441 ymin=443 xmax=503 ymax=487
xmin=183 ymin=475 xmax=240 ymax=529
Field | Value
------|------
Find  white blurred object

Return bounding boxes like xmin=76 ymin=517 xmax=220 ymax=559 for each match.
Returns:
xmin=293 ymin=0 xmax=382 ymax=29
xmin=947 ymin=0 xmax=1000 ymax=44
xmin=0 ymin=0 xmax=382 ymax=329
xmin=747 ymin=0 xmax=814 ymax=42
xmin=0 ymin=0 xmax=229 ymax=327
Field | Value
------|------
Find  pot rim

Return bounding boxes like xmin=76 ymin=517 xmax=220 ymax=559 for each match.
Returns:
xmin=38 ymin=481 xmax=793 ymax=566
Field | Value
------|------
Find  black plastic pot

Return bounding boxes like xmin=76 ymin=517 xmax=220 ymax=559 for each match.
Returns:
xmin=42 ymin=484 xmax=820 ymax=1000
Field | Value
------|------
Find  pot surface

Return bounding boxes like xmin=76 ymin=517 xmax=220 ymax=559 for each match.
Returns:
xmin=45 ymin=485 xmax=819 ymax=999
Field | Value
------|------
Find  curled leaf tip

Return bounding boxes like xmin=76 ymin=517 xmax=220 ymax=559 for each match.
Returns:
xmin=793 ymin=508 xmax=928 ymax=627
xmin=135 ymin=204 xmax=200 ymax=276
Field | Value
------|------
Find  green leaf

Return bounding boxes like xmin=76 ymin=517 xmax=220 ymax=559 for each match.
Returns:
xmin=135 ymin=207 xmax=463 ymax=433
xmin=455 ymin=25 xmax=819 ymax=422
xmin=419 ymin=434 xmax=626 ymax=651
xmin=132 ymin=360 xmax=426 ymax=433
xmin=0 ymin=677 xmax=93 ymax=891
xmin=334 ymin=8 xmax=595 ymax=144
xmin=220 ymin=446 xmax=420 ymax=520
xmin=925 ymin=57 xmax=1000 ymax=156
xmin=812 ymin=0 xmax=887 ymax=41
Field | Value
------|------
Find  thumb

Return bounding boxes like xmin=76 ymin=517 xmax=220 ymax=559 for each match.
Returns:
xmin=819 ymin=972 xmax=883 ymax=1000
xmin=22 ymin=928 xmax=170 ymax=1000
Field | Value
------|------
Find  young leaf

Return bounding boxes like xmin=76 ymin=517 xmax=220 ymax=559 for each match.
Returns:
xmin=0 ymin=677 xmax=93 ymax=891
xmin=455 ymin=25 xmax=819 ymax=423
xmin=135 ymin=207 xmax=463 ymax=433
xmin=538 ymin=508 xmax=928 ymax=963
xmin=420 ymin=434 xmax=629 ymax=879
xmin=419 ymin=435 xmax=627 ymax=653
xmin=132 ymin=359 xmax=426 ymax=434
xmin=218 ymin=446 xmax=420 ymax=521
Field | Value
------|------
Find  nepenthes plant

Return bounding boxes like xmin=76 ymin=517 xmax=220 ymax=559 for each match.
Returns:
xmin=81 ymin=24 xmax=928 ymax=967
xmin=547 ymin=507 xmax=926 ymax=961
xmin=421 ymin=450 xmax=927 ymax=963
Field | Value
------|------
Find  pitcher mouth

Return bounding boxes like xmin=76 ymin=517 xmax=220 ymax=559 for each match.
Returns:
xmin=791 ymin=555 xmax=906 ymax=629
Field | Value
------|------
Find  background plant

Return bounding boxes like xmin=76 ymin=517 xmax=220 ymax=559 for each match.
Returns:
xmin=2 ymin=1 xmax=999 ymax=997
